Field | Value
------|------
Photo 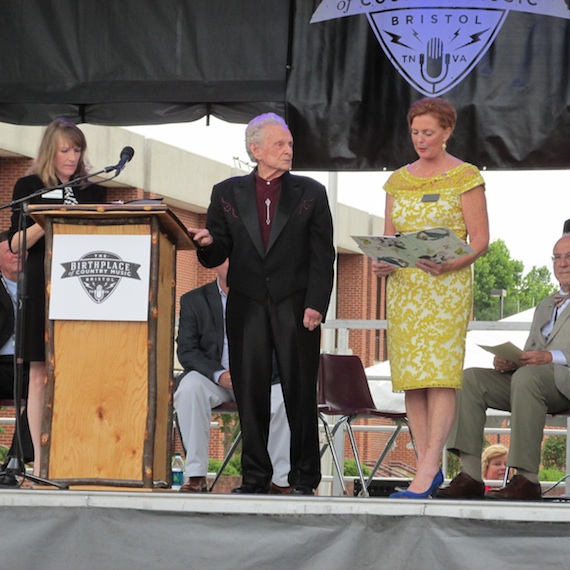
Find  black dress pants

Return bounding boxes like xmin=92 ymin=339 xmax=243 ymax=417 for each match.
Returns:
xmin=0 ymin=356 xmax=33 ymax=463
xmin=227 ymin=289 xmax=321 ymax=489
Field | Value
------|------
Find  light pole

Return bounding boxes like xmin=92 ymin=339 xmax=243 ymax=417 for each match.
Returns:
xmin=490 ymin=289 xmax=507 ymax=320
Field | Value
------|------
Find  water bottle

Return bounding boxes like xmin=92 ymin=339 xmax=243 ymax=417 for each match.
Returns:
xmin=171 ymin=453 xmax=184 ymax=490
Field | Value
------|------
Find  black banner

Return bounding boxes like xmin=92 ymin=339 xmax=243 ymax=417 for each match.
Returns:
xmin=0 ymin=0 xmax=569 ymax=170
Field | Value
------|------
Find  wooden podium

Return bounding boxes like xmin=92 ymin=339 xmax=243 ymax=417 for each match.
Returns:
xmin=29 ymin=204 xmax=194 ymax=488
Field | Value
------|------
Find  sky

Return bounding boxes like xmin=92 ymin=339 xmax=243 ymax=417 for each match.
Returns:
xmin=126 ymin=117 xmax=570 ymax=283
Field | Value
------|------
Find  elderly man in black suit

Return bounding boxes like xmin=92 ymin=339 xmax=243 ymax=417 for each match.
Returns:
xmin=174 ymin=259 xmax=290 ymax=494
xmin=0 ymin=231 xmax=32 ymax=486
xmin=190 ymin=113 xmax=335 ymax=495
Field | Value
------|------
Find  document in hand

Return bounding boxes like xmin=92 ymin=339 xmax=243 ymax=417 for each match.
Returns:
xmin=478 ymin=342 xmax=524 ymax=365
xmin=351 ymin=227 xmax=473 ymax=268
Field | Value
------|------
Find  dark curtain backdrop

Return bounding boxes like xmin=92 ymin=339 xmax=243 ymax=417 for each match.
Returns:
xmin=0 ymin=0 xmax=569 ymax=170
xmin=0 ymin=0 xmax=291 ymax=124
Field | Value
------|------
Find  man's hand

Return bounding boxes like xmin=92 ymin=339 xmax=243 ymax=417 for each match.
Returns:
xmin=219 ymin=370 xmax=232 ymax=390
xmin=188 ymin=227 xmax=213 ymax=248
xmin=518 ymin=350 xmax=553 ymax=366
xmin=303 ymin=308 xmax=323 ymax=332
xmin=493 ymin=355 xmax=518 ymax=373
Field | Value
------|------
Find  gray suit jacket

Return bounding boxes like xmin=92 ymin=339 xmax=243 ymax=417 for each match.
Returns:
xmin=525 ymin=294 xmax=570 ymax=398
xmin=176 ymin=281 xmax=225 ymax=383
xmin=176 ymin=280 xmax=280 ymax=386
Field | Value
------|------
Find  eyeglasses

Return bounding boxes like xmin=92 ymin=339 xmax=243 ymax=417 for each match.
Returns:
xmin=552 ymin=253 xmax=570 ymax=263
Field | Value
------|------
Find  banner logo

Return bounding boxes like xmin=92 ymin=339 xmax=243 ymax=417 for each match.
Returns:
xmin=368 ymin=8 xmax=507 ymax=96
xmin=311 ymin=1 xmax=570 ymax=96
xmin=60 ymin=251 xmax=141 ymax=304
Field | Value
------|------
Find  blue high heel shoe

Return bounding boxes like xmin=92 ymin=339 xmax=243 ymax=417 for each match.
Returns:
xmin=389 ymin=469 xmax=444 ymax=499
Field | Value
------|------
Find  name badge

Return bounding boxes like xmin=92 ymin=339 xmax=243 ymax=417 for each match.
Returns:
xmin=43 ymin=189 xmax=63 ymax=200
xmin=422 ymin=193 xmax=440 ymax=203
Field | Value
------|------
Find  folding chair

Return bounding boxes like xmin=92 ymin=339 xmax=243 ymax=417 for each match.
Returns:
xmin=207 ymin=401 xmax=241 ymax=492
xmin=318 ymin=353 xmax=412 ymax=497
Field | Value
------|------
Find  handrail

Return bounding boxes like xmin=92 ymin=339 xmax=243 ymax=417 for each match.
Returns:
xmin=322 ymin=319 xmax=533 ymax=330
xmin=321 ymin=319 xmax=532 ymax=354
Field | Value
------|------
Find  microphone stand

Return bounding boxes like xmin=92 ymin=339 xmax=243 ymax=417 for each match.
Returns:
xmin=0 ymin=164 xmax=122 ymax=489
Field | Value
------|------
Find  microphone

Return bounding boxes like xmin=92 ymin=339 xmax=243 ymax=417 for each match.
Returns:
xmin=425 ymin=38 xmax=445 ymax=80
xmin=105 ymin=146 xmax=135 ymax=174
xmin=419 ymin=37 xmax=451 ymax=92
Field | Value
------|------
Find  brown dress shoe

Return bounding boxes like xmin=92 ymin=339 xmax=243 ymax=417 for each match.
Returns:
xmin=485 ymin=474 xmax=542 ymax=501
xmin=435 ymin=472 xmax=485 ymax=499
xmin=179 ymin=476 xmax=208 ymax=493
xmin=269 ymin=483 xmax=292 ymax=495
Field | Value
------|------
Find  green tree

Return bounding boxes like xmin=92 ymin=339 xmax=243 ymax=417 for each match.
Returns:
xmin=518 ymin=266 xmax=557 ymax=312
xmin=473 ymin=240 xmax=554 ymax=320
xmin=473 ymin=240 xmax=524 ymax=320
xmin=542 ymin=435 xmax=566 ymax=471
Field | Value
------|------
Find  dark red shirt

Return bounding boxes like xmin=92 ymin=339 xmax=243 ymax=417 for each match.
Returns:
xmin=255 ymin=173 xmax=281 ymax=249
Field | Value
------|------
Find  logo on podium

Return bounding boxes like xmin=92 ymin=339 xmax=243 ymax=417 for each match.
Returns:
xmin=60 ymin=251 xmax=142 ymax=304
xmin=50 ymin=234 xmax=151 ymax=321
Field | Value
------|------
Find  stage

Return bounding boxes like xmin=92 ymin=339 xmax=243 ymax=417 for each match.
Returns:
xmin=2 ymin=486 xmax=570 ymax=570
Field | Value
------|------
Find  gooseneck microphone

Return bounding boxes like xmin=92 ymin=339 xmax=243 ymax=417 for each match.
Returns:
xmin=105 ymin=146 xmax=135 ymax=173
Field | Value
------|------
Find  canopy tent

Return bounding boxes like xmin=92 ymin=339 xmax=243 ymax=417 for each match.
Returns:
xmin=1 ymin=1 xmax=569 ymax=170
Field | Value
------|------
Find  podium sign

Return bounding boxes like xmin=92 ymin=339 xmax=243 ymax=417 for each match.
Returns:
xmin=49 ymin=234 xmax=151 ymax=321
xmin=29 ymin=204 xmax=194 ymax=488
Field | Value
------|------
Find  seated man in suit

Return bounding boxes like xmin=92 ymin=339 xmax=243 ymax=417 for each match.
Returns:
xmin=174 ymin=259 xmax=291 ymax=493
xmin=0 ymin=230 xmax=33 ymax=486
xmin=437 ymin=234 xmax=570 ymax=501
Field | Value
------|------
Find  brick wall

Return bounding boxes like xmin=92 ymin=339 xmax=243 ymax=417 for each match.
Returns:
xmin=0 ymin=158 xmax=34 ymax=230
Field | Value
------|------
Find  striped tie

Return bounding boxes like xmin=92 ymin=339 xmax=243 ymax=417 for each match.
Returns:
xmin=63 ymin=186 xmax=78 ymax=205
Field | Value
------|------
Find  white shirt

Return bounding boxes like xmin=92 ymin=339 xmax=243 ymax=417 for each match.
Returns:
xmin=541 ymin=291 xmax=570 ymax=366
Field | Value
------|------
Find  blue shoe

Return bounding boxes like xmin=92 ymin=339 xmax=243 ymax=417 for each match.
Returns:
xmin=389 ymin=469 xmax=444 ymax=499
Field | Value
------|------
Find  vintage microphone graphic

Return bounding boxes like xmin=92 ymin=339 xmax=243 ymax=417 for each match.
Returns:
xmin=419 ymin=37 xmax=451 ymax=93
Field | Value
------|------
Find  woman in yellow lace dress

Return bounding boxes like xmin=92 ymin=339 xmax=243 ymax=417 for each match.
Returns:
xmin=372 ymin=98 xmax=489 ymax=499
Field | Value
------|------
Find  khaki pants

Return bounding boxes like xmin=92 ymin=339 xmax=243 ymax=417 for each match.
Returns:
xmin=448 ymin=365 xmax=570 ymax=474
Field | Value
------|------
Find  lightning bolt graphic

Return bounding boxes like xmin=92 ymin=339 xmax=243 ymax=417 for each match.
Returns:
xmin=457 ymin=29 xmax=489 ymax=49
xmin=385 ymin=32 xmax=413 ymax=50
xmin=450 ymin=29 xmax=461 ymax=42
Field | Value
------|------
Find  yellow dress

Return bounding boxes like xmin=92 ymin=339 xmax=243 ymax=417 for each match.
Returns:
xmin=384 ymin=162 xmax=485 ymax=391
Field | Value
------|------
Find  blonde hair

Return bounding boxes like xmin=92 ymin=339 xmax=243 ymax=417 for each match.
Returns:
xmin=31 ymin=117 xmax=89 ymax=187
xmin=481 ymin=444 xmax=508 ymax=478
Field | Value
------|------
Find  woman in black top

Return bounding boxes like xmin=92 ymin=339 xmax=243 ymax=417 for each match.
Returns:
xmin=9 ymin=117 xmax=106 ymax=474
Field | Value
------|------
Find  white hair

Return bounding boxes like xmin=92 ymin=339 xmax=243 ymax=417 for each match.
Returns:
xmin=245 ymin=113 xmax=289 ymax=162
